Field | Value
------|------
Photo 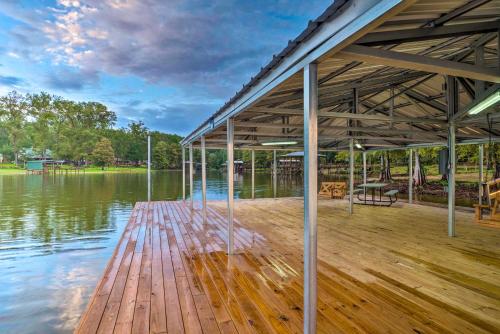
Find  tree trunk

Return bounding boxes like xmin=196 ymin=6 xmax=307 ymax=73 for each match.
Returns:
xmin=379 ymin=155 xmax=384 ymax=180
xmin=379 ymin=152 xmax=392 ymax=181
xmin=413 ymin=150 xmax=426 ymax=186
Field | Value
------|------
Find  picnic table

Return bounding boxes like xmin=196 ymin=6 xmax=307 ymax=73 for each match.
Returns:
xmin=354 ymin=183 xmax=399 ymax=206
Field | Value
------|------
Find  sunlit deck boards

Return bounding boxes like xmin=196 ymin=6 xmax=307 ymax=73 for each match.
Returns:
xmin=76 ymin=199 xmax=500 ymax=334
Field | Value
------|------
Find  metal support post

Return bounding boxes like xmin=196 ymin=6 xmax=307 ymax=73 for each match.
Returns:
xmin=303 ymin=63 xmax=318 ymax=334
xmin=201 ymin=136 xmax=207 ymax=220
xmin=227 ymin=118 xmax=234 ymax=254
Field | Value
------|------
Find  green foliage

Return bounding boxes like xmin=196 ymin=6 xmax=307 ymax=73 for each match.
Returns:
xmin=153 ymin=141 xmax=169 ymax=169
xmin=153 ymin=141 xmax=181 ymax=169
xmin=92 ymin=138 xmax=115 ymax=168
xmin=0 ymin=91 xmax=30 ymax=164
xmin=0 ymin=90 xmax=183 ymax=167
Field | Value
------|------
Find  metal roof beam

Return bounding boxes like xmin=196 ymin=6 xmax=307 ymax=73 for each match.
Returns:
xmin=337 ymin=44 xmax=500 ymax=83
xmin=248 ymin=108 xmax=447 ymax=124
xmin=215 ymin=127 xmax=453 ymax=139
xmin=426 ymin=0 xmax=492 ymax=27
xmin=357 ymin=21 xmax=499 ymax=46
xmin=404 ymin=89 xmax=447 ymax=113
xmin=259 ymin=70 xmax=428 ymax=107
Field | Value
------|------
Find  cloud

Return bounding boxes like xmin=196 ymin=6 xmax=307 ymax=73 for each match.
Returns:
xmin=0 ymin=75 xmax=24 ymax=86
xmin=46 ymin=68 xmax=99 ymax=91
xmin=37 ymin=0 xmax=328 ymax=94
xmin=117 ymin=100 xmax=218 ymax=135
xmin=0 ymin=0 xmax=331 ymax=133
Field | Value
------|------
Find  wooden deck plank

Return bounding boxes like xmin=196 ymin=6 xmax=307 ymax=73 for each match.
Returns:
xmin=158 ymin=202 xmax=185 ymax=334
xmin=76 ymin=202 xmax=142 ymax=334
xmin=164 ymin=202 xmax=204 ymax=334
xmin=76 ymin=199 xmax=500 ymax=334
xmin=132 ymin=202 xmax=153 ymax=334
xmin=113 ymin=204 xmax=148 ymax=333
xmin=150 ymin=202 xmax=167 ymax=334
xmin=96 ymin=213 xmax=142 ymax=334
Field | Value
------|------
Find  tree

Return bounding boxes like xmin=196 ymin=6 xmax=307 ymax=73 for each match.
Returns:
xmin=413 ymin=150 xmax=426 ymax=186
xmin=153 ymin=141 xmax=169 ymax=169
xmin=164 ymin=142 xmax=181 ymax=168
xmin=51 ymin=99 xmax=116 ymax=163
xmin=153 ymin=141 xmax=182 ymax=169
xmin=0 ymin=91 xmax=29 ymax=165
xmin=379 ymin=152 xmax=392 ymax=181
xmin=92 ymin=138 xmax=115 ymax=170
xmin=28 ymin=92 xmax=56 ymax=158
xmin=128 ymin=121 xmax=148 ymax=163
xmin=0 ymin=91 xmax=183 ymax=167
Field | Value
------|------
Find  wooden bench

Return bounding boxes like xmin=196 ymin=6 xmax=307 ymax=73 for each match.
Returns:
xmin=332 ymin=182 xmax=347 ymax=199
xmin=319 ymin=182 xmax=346 ymax=199
xmin=474 ymin=179 xmax=500 ymax=223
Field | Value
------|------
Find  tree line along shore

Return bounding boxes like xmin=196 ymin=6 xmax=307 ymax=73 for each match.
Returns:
xmin=0 ymin=90 xmax=498 ymax=180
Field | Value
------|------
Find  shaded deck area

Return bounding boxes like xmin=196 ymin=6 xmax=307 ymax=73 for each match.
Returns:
xmin=76 ymin=199 xmax=500 ymax=334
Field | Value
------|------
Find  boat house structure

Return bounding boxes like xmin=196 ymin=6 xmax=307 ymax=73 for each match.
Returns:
xmin=77 ymin=1 xmax=500 ymax=333
xmin=180 ymin=0 xmax=500 ymax=332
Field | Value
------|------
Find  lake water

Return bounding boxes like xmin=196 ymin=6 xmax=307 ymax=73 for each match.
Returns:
xmin=0 ymin=170 xmax=304 ymax=334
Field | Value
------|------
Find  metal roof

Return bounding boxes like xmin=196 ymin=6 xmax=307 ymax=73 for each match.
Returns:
xmin=181 ymin=0 xmax=500 ymax=151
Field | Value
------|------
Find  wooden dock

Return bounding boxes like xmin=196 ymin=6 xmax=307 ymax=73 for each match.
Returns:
xmin=76 ymin=198 xmax=500 ymax=334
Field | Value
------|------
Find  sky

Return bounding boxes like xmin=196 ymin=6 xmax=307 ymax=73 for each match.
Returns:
xmin=0 ymin=0 xmax=331 ymax=136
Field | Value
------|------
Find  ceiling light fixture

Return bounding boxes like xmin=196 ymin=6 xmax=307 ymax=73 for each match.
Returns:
xmin=468 ymin=90 xmax=500 ymax=115
xmin=261 ymin=141 xmax=298 ymax=146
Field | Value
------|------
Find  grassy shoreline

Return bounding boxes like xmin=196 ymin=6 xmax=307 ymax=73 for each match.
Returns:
xmin=0 ymin=166 xmax=149 ymax=175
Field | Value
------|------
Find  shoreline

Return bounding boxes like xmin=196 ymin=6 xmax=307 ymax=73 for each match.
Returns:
xmin=0 ymin=167 xmax=189 ymax=175
xmin=0 ymin=167 xmax=148 ymax=175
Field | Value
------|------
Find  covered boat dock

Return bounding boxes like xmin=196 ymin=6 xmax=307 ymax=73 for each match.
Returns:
xmin=78 ymin=0 xmax=500 ymax=333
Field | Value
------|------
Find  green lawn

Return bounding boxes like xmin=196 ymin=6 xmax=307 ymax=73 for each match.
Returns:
xmin=0 ymin=168 xmax=25 ymax=175
xmin=83 ymin=166 xmax=147 ymax=173
xmin=0 ymin=165 xmax=147 ymax=175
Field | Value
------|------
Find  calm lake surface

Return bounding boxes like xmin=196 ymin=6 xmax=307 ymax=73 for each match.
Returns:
xmin=0 ymin=170 xmax=303 ymax=334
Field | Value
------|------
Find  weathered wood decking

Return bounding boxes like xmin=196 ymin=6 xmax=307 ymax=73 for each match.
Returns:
xmin=76 ymin=199 xmax=500 ymax=334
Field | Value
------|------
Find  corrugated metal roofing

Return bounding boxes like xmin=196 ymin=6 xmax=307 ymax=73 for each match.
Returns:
xmin=182 ymin=0 xmax=500 ymax=150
